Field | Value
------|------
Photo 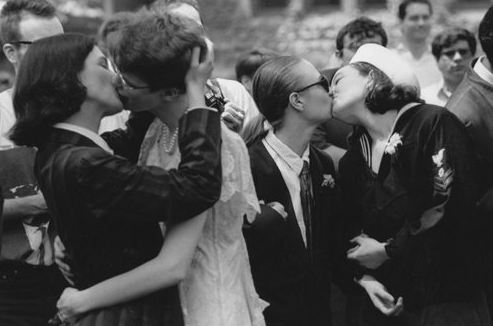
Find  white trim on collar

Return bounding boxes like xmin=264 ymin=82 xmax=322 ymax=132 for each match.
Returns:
xmin=53 ymin=122 xmax=114 ymax=154
xmin=474 ymin=56 xmax=493 ymax=88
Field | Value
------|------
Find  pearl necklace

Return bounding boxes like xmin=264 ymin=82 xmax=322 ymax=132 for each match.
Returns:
xmin=161 ymin=123 xmax=178 ymax=153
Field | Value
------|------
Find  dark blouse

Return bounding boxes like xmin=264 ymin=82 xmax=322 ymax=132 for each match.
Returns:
xmin=338 ymin=103 xmax=484 ymax=311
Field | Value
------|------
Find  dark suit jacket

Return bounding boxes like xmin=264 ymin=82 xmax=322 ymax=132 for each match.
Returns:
xmin=244 ymin=138 xmax=341 ymax=326
xmin=34 ymin=108 xmax=222 ymax=289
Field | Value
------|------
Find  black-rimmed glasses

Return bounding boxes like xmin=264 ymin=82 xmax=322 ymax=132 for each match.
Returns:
xmin=9 ymin=41 xmax=32 ymax=45
xmin=294 ymin=75 xmax=330 ymax=93
xmin=115 ymin=68 xmax=152 ymax=91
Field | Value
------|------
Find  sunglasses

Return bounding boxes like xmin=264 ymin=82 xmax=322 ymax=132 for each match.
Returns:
xmin=294 ymin=75 xmax=330 ymax=93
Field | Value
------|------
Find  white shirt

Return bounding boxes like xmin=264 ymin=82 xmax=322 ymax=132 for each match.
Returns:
xmin=263 ymin=129 xmax=310 ymax=246
xmin=0 ymin=89 xmax=15 ymax=149
xmin=53 ymin=122 xmax=113 ymax=154
xmin=99 ymin=110 xmax=130 ymax=134
xmin=393 ymin=43 xmax=442 ymax=89
xmin=216 ymin=78 xmax=260 ymax=127
xmin=474 ymin=56 xmax=493 ymax=87
xmin=421 ymin=78 xmax=451 ymax=107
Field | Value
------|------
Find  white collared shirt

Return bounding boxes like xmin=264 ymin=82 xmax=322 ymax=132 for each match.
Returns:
xmin=0 ymin=89 xmax=15 ymax=149
xmin=393 ymin=43 xmax=442 ymax=89
xmin=421 ymin=78 xmax=451 ymax=107
xmin=53 ymin=122 xmax=113 ymax=154
xmin=474 ymin=56 xmax=493 ymax=87
xmin=263 ymin=129 xmax=310 ymax=246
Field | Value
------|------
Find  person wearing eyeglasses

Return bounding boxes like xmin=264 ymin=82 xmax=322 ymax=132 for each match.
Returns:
xmin=0 ymin=1 xmax=67 ymax=325
xmin=421 ymin=28 xmax=476 ymax=107
xmin=242 ymin=56 xmax=343 ymax=326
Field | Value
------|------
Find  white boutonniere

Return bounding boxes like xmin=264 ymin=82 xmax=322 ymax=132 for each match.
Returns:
xmin=432 ymin=148 xmax=445 ymax=168
xmin=321 ymin=174 xmax=336 ymax=188
xmin=384 ymin=133 xmax=403 ymax=156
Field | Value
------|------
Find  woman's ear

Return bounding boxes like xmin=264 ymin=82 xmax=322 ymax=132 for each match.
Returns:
xmin=288 ymin=92 xmax=304 ymax=112
xmin=365 ymin=70 xmax=376 ymax=93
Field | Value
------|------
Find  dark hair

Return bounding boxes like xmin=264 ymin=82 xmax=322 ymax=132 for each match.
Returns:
xmin=0 ymin=0 xmax=56 ymax=44
xmin=335 ymin=17 xmax=388 ymax=51
xmin=351 ymin=62 xmax=422 ymax=114
xmin=114 ymin=11 xmax=206 ymax=93
xmin=235 ymin=48 xmax=278 ymax=81
xmin=241 ymin=113 xmax=266 ymax=147
xmin=398 ymin=0 xmax=432 ymax=20
xmin=479 ymin=5 xmax=493 ymax=65
xmin=252 ymin=56 xmax=304 ymax=126
xmin=97 ymin=11 xmax=135 ymax=57
xmin=431 ymin=27 xmax=476 ymax=61
xmin=10 ymin=33 xmax=94 ymax=147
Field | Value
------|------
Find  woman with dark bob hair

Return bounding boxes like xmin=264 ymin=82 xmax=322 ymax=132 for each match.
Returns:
xmin=332 ymin=44 xmax=490 ymax=325
xmin=243 ymin=56 xmax=344 ymax=326
xmin=9 ymin=32 xmax=223 ymax=326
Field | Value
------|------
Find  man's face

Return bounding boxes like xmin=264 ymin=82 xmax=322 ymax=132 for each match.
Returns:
xmin=437 ymin=39 xmax=473 ymax=83
xmin=400 ymin=3 xmax=432 ymax=43
xmin=4 ymin=14 xmax=63 ymax=71
xmin=337 ymin=34 xmax=384 ymax=65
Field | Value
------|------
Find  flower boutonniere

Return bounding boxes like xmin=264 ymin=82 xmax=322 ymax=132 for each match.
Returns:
xmin=384 ymin=133 xmax=403 ymax=156
xmin=321 ymin=174 xmax=336 ymax=189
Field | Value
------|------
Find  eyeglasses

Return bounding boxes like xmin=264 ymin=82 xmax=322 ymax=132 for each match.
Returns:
xmin=441 ymin=48 xmax=471 ymax=59
xmin=115 ymin=68 xmax=152 ymax=91
xmin=294 ymin=75 xmax=330 ymax=93
xmin=9 ymin=41 xmax=32 ymax=45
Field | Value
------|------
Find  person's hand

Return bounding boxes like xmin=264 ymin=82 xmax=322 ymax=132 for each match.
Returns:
xmin=54 ymin=236 xmax=75 ymax=286
xmin=221 ymin=101 xmax=244 ymax=133
xmin=185 ymin=38 xmax=214 ymax=108
xmin=357 ymin=275 xmax=404 ymax=316
xmin=347 ymin=234 xmax=389 ymax=269
xmin=259 ymin=200 xmax=287 ymax=220
xmin=56 ymin=287 xmax=86 ymax=323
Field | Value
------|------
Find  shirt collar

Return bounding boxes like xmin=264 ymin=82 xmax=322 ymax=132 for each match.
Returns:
xmin=473 ymin=56 xmax=493 ymax=87
xmin=53 ymin=122 xmax=113 ymax=154
xmin=264 ymin=129 xmax=310 ymax=175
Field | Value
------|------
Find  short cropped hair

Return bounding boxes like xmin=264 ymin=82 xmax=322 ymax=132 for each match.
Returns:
xmin=114 ymin=11 xmax=206 ymax=93
xmin=398 ymin=0 xmax=432 ymax=20
xmin=335 ymin=17 xmax=388 ymax=52
xmin=235 ymin=48 xmax=278 ymax=81
xmin=431 ymin=28 xmax=476 ymax=61
xmin=0 ymin=0 xmax=56 ymax=44
xmin=479 ymin=5 xmax=493 ymax=65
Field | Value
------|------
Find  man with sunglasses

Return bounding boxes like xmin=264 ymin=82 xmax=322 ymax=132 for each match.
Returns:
xmin=421 ymin=28 xmax=476 ymax=106
xmin=0 ymin=1 xmax=67 ymax=325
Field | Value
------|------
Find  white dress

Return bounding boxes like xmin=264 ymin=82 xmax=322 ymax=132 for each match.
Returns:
xmin=138 ymin=118 xmax=267 ymax=326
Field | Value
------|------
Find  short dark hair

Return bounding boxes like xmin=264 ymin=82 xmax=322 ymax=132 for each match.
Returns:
xmin=479 ymin=5 xmax=493 ymax=65
xmin=335 ymin=17 xmax=388 ymax=51
xmin=0 ymin=0 xmax=57 ymax=44
xmin=114 ymin=11 xmax=206 ymax=93
xmin=252 ymin=56 xmax=303 ymax=125
xmin=398 ymin=0 xmax=432 ymax=20
xmin=351 ymin=61 xmax=423 ymax=114
xmin=10 ymin=33 xmax=94 ymax=147
xmin=431 ymin=28 xmax=476 ymax=61
xmin=235 ymin=48 xmax=278 ymax=81
xmin=97 ymin=11 xmax=135 ymax=56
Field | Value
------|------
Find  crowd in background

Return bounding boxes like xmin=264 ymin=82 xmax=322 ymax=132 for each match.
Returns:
xmin=1 ymin=0 xmax=493 ymax=326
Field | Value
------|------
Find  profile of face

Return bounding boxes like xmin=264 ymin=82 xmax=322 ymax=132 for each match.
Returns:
xmin=4 ymin=14 xmax=63 ymax=70
xmin=337 ymin=34 xmax=384 ymax=66
xmin=330 ymin=65 xmax=369 ymax=124
xmin=400 ymin=3 xmax=432 ymax=42
xmin=437 ymin=40 xmax=473 ymax=83
xmin=290 ymin=59 xmax=332 ymax=124
xmin=79 ymin=46 xmax=123 ymax=116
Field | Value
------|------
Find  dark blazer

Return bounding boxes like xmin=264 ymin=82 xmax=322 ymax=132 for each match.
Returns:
xmin=244 ymin=138 xmax=341 ymax=326
xmin=35 ymin=108 xmax=222 ymax=289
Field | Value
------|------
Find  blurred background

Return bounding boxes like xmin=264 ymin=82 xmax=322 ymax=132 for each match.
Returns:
xmin=0 ymin=0 xmax=489 ymax=92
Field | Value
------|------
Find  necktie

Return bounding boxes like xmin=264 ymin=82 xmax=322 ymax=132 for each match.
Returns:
xmin=300 ymin=160 xmax=314 ymax=265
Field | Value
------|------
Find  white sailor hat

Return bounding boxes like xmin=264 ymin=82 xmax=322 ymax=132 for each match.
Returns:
xmin=350 ymin=43 xmax=420 ymax=91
